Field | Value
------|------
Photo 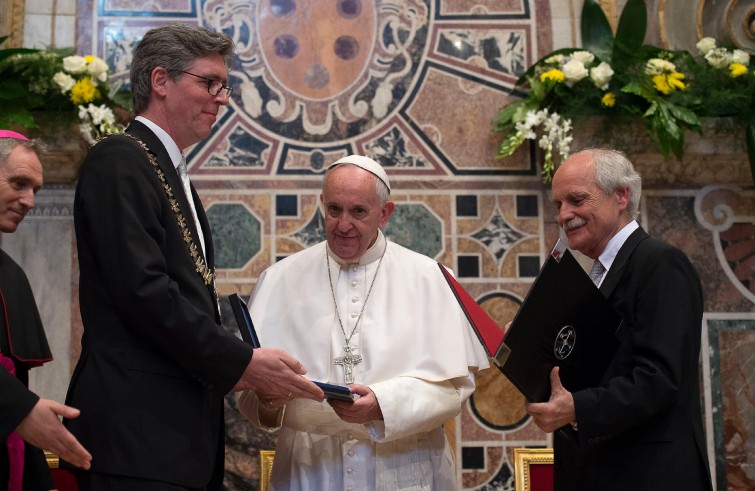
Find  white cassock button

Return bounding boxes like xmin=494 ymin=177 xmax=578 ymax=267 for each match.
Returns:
xmin=347 ymin=468 xmax=353 ymax=474
xmin=351 ymin=312 xmax=358 ymax=318
xmin=352 ymin=266 xmax=358 ymax=272
xmin=351 ymin=296 xmax=359 ymax=303
xmin=351 ymin=280 xmax=358 ymax=287
xmin=348 ymin=450 xmax=354 ymax=456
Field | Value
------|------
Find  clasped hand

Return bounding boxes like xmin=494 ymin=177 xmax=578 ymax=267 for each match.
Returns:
xmin=327 ymin=384 xmax=383 ymax=424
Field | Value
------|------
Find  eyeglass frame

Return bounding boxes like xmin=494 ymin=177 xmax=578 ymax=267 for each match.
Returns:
xmin=178 ymin=70 xmax=233 ymax=98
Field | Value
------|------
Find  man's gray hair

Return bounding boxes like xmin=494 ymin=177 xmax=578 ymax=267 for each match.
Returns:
xmin=0 ymin=138 xmax=46 ymax=166
xmin=585 ymin=148 xmax=642 ymax=219
xmin=130 ymin=23 xmax=235 ymax=114
xmin=323 ymin=164 xmax=390 ymax=205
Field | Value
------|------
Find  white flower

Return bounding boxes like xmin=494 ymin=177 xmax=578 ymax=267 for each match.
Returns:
xmin=62 ymin=55 xmax=87 ymax=73
xmin=570 ymin=51 xmax=595 ymax=65
xmin=515 ymin=121 xmax=536 ymax=140
xmin=704 ymin=48 xmax=732 ymax=69
xmin=545 ymin=54 xmax=564 ymax=64
xmin=561 ymin=59 xmax=588 ymax=84
xmin=53 ymin=71 xmax=76 ymax=92
xmin=696 ymin=37 xmax=717 ymax=56
xmin=590 ymin=62 xmax=614 ymax=90
xmin=731 ymin=49 xmax=750 ymax=66
xmin=87 ymin=57 xmax=109 ymax=82
xmin=78 ymin=105 xmax=90 ymax=120
xmin=90 ymin=104 xmax=116 ymax=125
xmin=77 ymin=104 xmax=123 ymax=143
xmin=645 ymin=58 xmax=676 ymax=75
xmin=524 ymin=110 xmax=545 ymax=128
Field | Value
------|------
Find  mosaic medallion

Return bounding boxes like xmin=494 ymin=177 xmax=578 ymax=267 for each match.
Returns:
xmin=179 ymin=0 xmax=535 ymax=177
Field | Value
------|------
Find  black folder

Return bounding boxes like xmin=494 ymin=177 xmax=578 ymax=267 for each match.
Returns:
xmin=228 ymin=294 xmax=355 ymax=402
xmin=500 ymin=240 xmax=622 ymax=402
xmin=441 ymin=240 xmax=622 ymax=403
xmin=229 ymin=293 xmax=260 ymax=348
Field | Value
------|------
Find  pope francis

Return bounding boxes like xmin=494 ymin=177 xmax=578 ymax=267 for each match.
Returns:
xmin=237 ymin=155 xmax=489 ymax=490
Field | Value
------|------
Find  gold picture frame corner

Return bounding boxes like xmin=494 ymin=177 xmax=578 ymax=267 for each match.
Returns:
xmin=513 ymin=447 xmax=554 ymax=491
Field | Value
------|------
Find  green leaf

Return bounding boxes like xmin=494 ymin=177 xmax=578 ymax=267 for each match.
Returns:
xmin=613 ymin=0 xmax=647 ymax=58
xmin=621 ymin=82 xmax=646 ymax=98
xmin=747 ymin=117 xmax=755 ymax=186
xmin=657 ymin=103 xmax=682 ymax=140
xmin=667 ymin=103 xmax=700 ymax=131
xmin=581 ymin=0 xmax=614 ymax=61
xmin=492 ymin=101 xmax=524 ymax=129
xmin=0 ymin=108 xmax=37 ymax=129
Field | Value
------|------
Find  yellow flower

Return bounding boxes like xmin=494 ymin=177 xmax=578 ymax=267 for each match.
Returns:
xmin=540 ymin=69 xmax=565 ymax=83
xmin=729 ymin=63 xmax=747 ymax=78
xmin=70 ymin=78 xmax=100 ymax=104
xmin=652 ymin=75 xmax=672 ymax=94
xmin=601 ymin=92 xmax=615 ymax=107
xmin=652 ymin=72 xmax=686 ymax=94
xmin=84 ymin=54 xmax=96 ymax=64
xmin=668 ymin=72 xmax=687 ymax=91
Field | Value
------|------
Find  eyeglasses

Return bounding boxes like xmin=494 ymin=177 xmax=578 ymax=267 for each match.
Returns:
xmin=179 ymin=70 xmax=233 ymax=98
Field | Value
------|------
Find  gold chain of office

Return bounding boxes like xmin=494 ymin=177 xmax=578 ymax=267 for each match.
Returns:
xmin=118 ymin=133 xmax=217 ymax=289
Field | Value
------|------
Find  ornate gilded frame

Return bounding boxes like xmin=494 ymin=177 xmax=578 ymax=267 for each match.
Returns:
xmin=513 ymin=447 xmax=554 ymax=491
xmin=44 ymin=451 xmax=60 ymax=469
xmin=260 ymin=450 xmax=275 ymax=490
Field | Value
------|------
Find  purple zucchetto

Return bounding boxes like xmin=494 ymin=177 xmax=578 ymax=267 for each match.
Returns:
xmin=0 ymin=130 xmax=29 ymax=140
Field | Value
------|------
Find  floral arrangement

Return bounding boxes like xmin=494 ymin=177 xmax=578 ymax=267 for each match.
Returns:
xmin=493 ymin=0 xmax=755 ymax=183
xmin=0 ymin=37 xmax=132 ymax=144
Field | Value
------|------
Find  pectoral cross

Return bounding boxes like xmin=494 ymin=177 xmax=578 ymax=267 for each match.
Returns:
xmin=334 ymin=345 xmax=363 ymax=384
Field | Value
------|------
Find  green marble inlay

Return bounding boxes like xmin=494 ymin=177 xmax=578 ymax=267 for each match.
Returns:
xmin=383 ymin=203 xmax=442 ymax=258
xmin=206 ymin=203 xmax=261 ymax=269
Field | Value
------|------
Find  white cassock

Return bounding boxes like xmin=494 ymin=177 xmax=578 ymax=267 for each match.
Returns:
xmin=237 ymin=231 xmax=489 ymax=491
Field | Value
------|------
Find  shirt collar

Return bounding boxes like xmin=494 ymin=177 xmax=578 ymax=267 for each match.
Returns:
xmin=598 ymin=220 xmax=639 ymax=271
xmin=135 ymin=116 xmax=183 ymax=170
xmin=327 ymin=230 xmax=387 ymax=267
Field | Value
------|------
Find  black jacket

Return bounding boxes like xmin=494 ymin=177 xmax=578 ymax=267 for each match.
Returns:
xmin=65 ymin=121 xmax=253 ymax=487
xmin=554 ymin=227 xmax=712 ymax=490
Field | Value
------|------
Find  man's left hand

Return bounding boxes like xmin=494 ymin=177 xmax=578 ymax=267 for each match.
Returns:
xmin=328 ymin=384 xmax=383 ymax=424
xmin=525 ymin=366 xmax=576 ymax=433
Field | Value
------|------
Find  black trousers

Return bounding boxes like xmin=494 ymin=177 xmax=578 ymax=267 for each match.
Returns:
xmin=74 ymin=472 xmax=206 ymax=491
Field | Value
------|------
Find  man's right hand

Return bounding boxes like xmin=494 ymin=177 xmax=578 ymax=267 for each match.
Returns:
xmin=15 ymin=399 xmax=92 ymax=469
xmin=232 ymin=347 xmax=324 ymax=401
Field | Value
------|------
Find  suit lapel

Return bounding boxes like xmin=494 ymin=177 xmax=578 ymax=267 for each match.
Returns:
xmin=599 ymin=227 xmax=649 ymax=297
xmin=126 ymin=123 xmax=217 ymax=313
xmin=127 ymin=122 xmax=207 ymax=262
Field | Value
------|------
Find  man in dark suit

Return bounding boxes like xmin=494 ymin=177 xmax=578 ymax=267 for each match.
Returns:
xmin=526 ymin=148 xmax=712 ymax=490
xmin=65 ymin=24 xmax=323 ymax=490
xmin=0 ymin=131 xmax=92 ymax=489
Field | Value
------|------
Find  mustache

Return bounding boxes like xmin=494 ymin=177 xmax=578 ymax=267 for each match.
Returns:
xmin=562 ymin=217 xmax=586 ymax=231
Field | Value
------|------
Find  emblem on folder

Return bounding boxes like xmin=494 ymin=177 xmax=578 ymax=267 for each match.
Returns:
xmin=554 ymin=325 xmax=576 ymax=360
